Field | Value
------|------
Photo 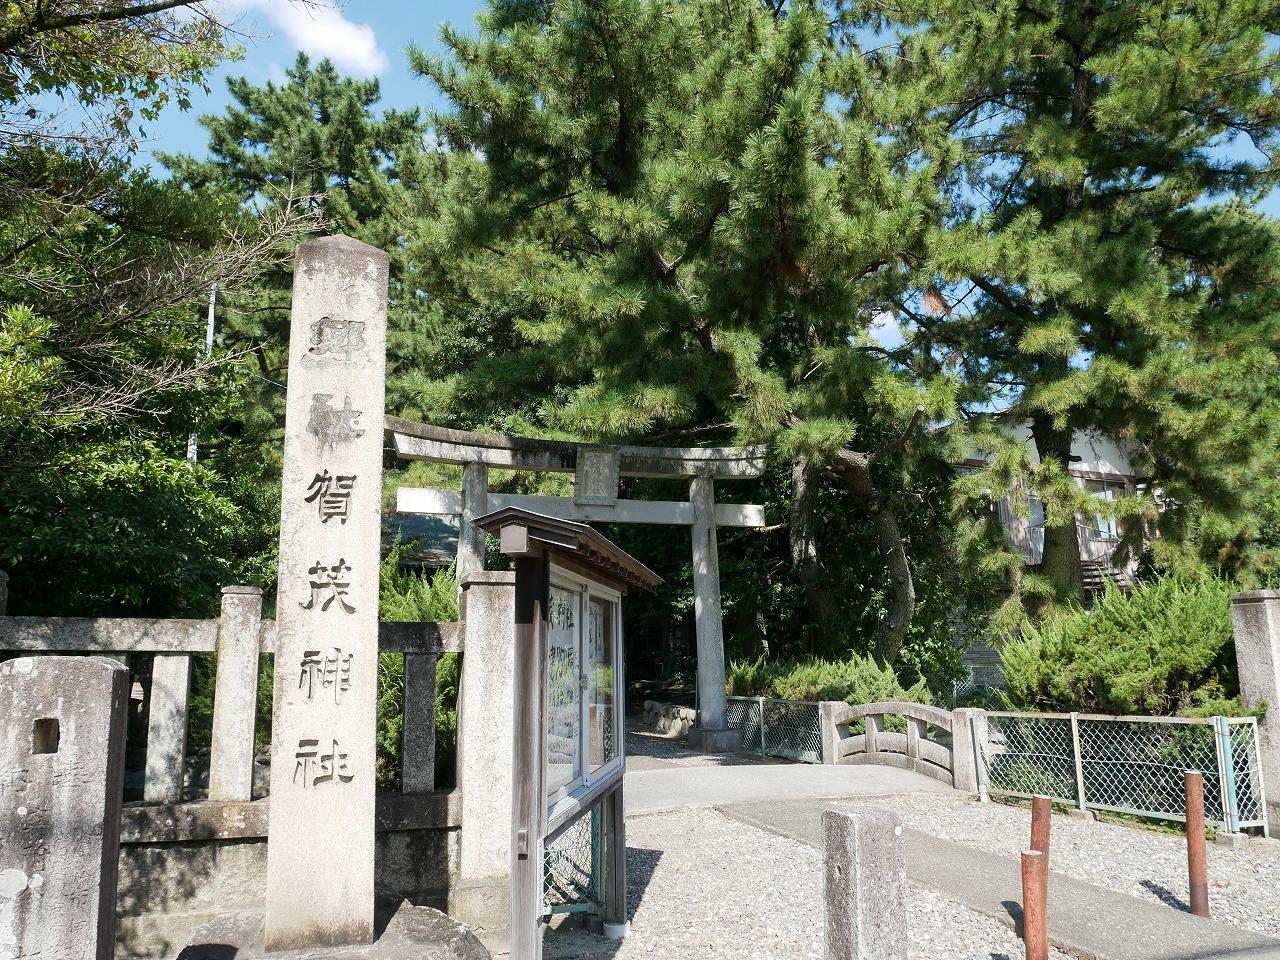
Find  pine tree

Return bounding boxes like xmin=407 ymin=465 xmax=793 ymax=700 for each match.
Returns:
xmin=404 ymin=0 xmax=959 ymax=663
xmin=861 ymin=0 xmax=1280 ymax=609
xmin=163 ymin=54 xmax=430 ymax=464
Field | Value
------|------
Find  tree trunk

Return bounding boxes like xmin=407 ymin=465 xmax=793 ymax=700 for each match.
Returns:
xmin=833 ymin=449 xmax=916 ymax=665
xmin=1029 ymin=413 xmax=1084 ymax=606
xmin=790 ymin=457 xmax=838 ymax=656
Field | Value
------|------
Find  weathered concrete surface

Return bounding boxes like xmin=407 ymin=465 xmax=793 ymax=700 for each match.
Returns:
xmin=1230 ymin=591 xmax=1280 ymax=837
xmin=457 ymin=462 xmax=489 ymax=583
xmin=144 ymin=654 xmax=192 ymax=803
xmin=451 ymin=570 xmax=517 ymax=951
xmin=689 ymin=475 xmax=731 ymax=752
xmin=115 ymin=811 xmax=458 ymax=959
xmin=175 ymin=893 xmax=488 ymax=960
xmin=402 ymin=653 xmax=438 ymax=794
xmin=624 ymin=761 xmax=953 ymax=815
xmin=722 ymin=798 xmax=1280 ymax=960
xmin=824 ymin=809 xmax=906 ymax=960
xmin=265 ymin=234 xmax=389 ymax=950
xmin=209 ymin=586 xmax=263 ymax=802
xmin=1 ymin=656 xmax=129 ymax=960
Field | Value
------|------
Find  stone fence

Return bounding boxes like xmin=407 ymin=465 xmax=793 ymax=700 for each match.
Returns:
xmin=0 ymin=581 xmax=463 ymax=958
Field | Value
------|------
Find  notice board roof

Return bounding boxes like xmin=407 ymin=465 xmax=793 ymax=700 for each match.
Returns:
xmin=475 ymin=506 xmax=662 ymax=592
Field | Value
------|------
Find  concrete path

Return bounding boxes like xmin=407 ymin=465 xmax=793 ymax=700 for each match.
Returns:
xmin=721 ymin=798 xmax=1280 ymax=960
xmin=624 ymin=761 xmax=952 ymax=815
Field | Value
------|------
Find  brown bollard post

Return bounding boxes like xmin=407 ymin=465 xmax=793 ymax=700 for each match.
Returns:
xmin=1031 ymin=795 xmax=1052 ymax=882
xmin=1185 ymin=770 xmax=1210 ymax=918
xmin=1021 ymin=850 xmax=1048 ymax=960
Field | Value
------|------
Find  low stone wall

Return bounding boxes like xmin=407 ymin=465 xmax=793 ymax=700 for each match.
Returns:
xmin=642 ymin=700 xmax=697 ymax=738
xmin=115 ymin=792 xmax=460 ymax=959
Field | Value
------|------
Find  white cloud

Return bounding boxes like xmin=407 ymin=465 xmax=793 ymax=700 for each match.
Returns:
xmin=224 ymin=1 xmax=390 ymax=76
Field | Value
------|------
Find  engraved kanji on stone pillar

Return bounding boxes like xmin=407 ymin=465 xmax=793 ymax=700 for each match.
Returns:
xmin=264 ymin=235 xmax=388 ymax=951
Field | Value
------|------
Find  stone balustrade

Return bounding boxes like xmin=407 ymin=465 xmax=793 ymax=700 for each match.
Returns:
xmin=820 ymin=700 xmax=981 ymax=794
xmin=0 ymin=578 xmax=465 ymax=958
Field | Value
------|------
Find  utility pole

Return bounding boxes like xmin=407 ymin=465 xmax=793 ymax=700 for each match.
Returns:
xmin=187 ymin=284 xmax=217 ymax=462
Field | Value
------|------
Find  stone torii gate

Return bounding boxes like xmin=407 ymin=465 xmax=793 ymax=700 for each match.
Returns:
xmin=387 ymin=416 xmax=766 ymax=752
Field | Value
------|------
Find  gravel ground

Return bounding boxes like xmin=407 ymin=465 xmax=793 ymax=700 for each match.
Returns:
xmin=545 ymin=807 xmax=1071 ymax=960
xmin=835 ymin=792 xmax=1280 ymax=940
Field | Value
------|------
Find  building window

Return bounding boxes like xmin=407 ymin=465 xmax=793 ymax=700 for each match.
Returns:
xmin=1082 ymin=479 xmax=1125 ymax=541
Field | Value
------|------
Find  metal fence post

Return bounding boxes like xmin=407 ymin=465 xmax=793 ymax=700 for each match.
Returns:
xmin=1214 ymin=716 xmax=1241 ymax=833
xmin=758 ymin=695 xmax=766 ymax=755
xmin=1069 ymin=712 xmax=1087 ymax=812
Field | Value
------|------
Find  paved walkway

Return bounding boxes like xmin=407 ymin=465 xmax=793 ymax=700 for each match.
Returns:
xmin=724 ymin=799 xmax=1280 ymax=960
xmin=569 ymin=730 xmax=1280 ymax=960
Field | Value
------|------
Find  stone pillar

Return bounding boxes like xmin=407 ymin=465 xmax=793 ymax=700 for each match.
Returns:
xmin=950 ymin=708 xmax=981 ymax=796
xmin=0 ymin=656 xmax=129 ymax=960
xmin=264 ymin=235 xmax=388 ymax=951
xmin=1230 ymin=591 xmax=1280 ymax=836
xmin=451 ymin=569 xmax=518 ymax=951
xmin=824 ymin=807 xmax=907 ymax=960
xmin=458 ymin=461 xmax=489 ymax=582
xmin=688 ymin=474 xmax=736 ymax=753
xmin=208 ymin=586 xmax=262 ymax=802
xmin=821 ymin=701 xmax=843 ymax=765
xmin=143 ymin=654 xmax=191 ymax=803
xmin=401 ymin=652 xmax=437 ymax=794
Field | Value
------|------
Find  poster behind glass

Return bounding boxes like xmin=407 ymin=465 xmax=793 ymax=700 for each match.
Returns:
xmin=587 ymin=596 xmax=616 ymax=773
xmin=546 ymin=585 xmax=579 ymax=799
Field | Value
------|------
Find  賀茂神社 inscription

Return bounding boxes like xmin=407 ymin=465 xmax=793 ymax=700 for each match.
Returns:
xmin=263 ymin=236 xmax=389 ymax=951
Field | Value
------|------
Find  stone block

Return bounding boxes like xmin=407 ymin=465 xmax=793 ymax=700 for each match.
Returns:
xmin=823 ymin=807 xmax=907 ymax=960
xmin=687 ymin=726 xmax=740 ymax=753
xmin=1230 ymin=591 xmax=1280 ymax=837
xmin=0 ymin=656 xmax=129 ymax=960
xmin=1214 ymin=830 xmax=1250 ymax=850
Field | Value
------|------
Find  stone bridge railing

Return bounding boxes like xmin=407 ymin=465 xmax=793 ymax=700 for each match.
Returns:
xmin=820 ymin=700 xmax=981 ymax=793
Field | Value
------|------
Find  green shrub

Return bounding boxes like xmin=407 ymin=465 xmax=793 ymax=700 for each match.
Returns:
xmin=376 ymin=553 xmax=459 ymax=791
xmin=726 ymin=654 xmax=929 ymax=705
xmin=999 ymin=575 xmax=1245 ymax=716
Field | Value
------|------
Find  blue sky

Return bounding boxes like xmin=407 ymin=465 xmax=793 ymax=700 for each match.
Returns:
xmin=139 ymin=1 xmax=488 ymax=166
xmin=142 ymin=0 xmax=1278 ymax=223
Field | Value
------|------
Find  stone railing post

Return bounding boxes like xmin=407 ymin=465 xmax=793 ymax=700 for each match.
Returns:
xmin=824 ymin=807 xmax=907 ymax=960
xmin=143 ymin=653 xmax=192 ymax=803
xmin=208 ymin=586 xmax=262 ymax=802
xmin=820 ymin=701 xmax=842 ymax=765
xmin=452 ymin=569 xmax=517 ymax=951
xmin=1230 ymin=591 xmax=1280 ymax=836
xmin=402 ymin=652 xmax=438 ymax=794
xmin=865 ymin=713 xmax=883 ymax=758
xmin=950 ymin=708 xmax=983 ymax=796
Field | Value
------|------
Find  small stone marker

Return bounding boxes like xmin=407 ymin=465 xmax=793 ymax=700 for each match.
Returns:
xmin=264 ymin=235 xmax=388 ymax=951
xmin=0 ymin=656 xmax=129 ymax=960
xmin=824 ymin=807 xmax=907 ymax=960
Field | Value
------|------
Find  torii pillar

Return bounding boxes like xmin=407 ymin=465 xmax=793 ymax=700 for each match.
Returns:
xmin=687 ymin=474 xmax=738 ymax=752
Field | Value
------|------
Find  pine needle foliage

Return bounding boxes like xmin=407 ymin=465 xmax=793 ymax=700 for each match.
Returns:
xmin=404 ymin=0 xmax=958 ymax=662
xmin=999 ymin=575 xmax=1243 ymax=716
xmin=855 ymin=0 xmax=1280 ymax=607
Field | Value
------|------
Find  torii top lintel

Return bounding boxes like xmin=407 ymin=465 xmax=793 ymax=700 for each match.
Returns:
xmin=386 ymin=416 xmax=766 ymax=480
